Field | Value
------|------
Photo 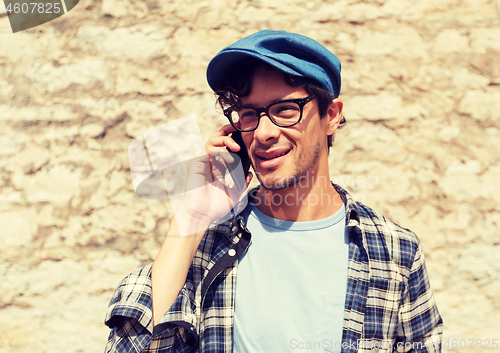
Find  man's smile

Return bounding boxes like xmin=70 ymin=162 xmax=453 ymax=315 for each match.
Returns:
xmin=254 ymin=148 xmax=291 ymax=161
xmin=253 ymin=148 xmax=291 ymax=169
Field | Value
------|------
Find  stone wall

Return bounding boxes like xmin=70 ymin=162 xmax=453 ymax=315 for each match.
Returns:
xmin=0 ymin=0 xmax=499 ymax=351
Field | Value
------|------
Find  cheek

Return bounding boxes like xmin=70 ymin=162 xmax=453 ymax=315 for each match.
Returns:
xmin=311 ymin=117 xmax=329 ymax=142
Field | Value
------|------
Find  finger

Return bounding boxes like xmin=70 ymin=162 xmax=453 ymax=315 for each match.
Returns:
xmin=211 ymin=156 xmax=229 ymax=180
xmin=207 ymin=149 xmax=235 ymax=164
xmin=225 ymin=170 xmax=253 ymax=202
xmin=226 ymin=175 xmax=245 ymax=204
xmin=187 ymin=154 xmax=211 ymax=175
xmin=246 ymin=171 xmax=253 ymax=188
xmin=212 ymin=123 xmax=237 ymax=138
xmin=219 ymin=150 xmax=235 ymax=164
xmin=209 ymin=136 xmax=241 ymax=153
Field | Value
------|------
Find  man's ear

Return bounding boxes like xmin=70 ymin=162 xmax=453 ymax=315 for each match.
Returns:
xmin=326 ymin=98 xmax=343 ymax=136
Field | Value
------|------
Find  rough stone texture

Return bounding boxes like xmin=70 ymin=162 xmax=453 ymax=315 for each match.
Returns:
xmin=0 ymin=0 xmax=499 ymax=351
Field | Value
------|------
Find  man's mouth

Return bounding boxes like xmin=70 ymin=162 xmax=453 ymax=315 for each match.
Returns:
xmin=255 ymin=149 xmax=291 ymax=160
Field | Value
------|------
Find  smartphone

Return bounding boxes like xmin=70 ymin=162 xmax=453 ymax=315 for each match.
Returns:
xmin=225 ymin=131 xmax=251 ymax=191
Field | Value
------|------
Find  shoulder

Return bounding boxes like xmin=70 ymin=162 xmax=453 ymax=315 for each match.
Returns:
xmin=335 ymin=184 xmax=422 ymax=274
xmin=356 ymin=199 xmax=419 ymax=247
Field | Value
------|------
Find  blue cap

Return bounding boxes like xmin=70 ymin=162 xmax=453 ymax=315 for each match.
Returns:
xmin=206 ymin=30 xmax=341 ymax=97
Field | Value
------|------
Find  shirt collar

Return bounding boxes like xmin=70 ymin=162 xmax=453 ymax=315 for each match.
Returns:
xmin=332 ymin=183 xmax=361 ymax=227
xmin=231 ymin=183 xmax=361 ymax=229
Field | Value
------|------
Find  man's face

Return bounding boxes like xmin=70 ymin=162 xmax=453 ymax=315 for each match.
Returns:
xmin=240 ymin=65 xmax=340 ymax=191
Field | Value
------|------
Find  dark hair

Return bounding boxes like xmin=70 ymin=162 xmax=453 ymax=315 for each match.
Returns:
xmin=214 ymin=59 xmax=346 ymax=150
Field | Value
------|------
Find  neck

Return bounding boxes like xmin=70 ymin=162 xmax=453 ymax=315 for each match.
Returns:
xmin=253 ymin=172 xmax=343 ymax=222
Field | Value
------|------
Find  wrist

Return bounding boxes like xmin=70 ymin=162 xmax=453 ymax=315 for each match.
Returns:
xmin=171 ymin=207 xmax=213 ymax=238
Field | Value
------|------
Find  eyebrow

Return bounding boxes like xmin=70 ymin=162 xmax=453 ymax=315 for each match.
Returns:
xmin=241 ymin=97 xmax=297 ymax=109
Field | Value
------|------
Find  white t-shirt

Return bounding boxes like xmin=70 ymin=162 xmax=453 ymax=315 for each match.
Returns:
xmin=233 ymin=203 xmax=349 ymax=353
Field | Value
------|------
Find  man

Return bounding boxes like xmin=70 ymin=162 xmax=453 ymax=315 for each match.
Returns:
xmin=104 ymin=30 xmax=443 ymax=353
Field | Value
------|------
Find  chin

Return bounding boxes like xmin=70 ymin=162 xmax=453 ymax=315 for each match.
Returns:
xmin=256 ymin=173 xmax=300 ymax=191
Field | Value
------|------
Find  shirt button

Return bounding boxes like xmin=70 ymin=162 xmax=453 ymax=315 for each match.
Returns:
xmin=228 ymin=249 xmax=236 ymax=257
xmin=231 ymin=226 xmax=238 ymax=233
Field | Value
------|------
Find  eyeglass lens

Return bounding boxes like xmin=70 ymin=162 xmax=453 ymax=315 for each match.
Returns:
xmin=229 ymin=101 xmax=302 ymax=131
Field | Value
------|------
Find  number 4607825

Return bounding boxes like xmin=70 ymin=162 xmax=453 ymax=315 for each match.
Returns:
xmin=5 ymin=2 xmax=62 ymax=14
xmin=443 ymin=339 xmax=498 ymax=350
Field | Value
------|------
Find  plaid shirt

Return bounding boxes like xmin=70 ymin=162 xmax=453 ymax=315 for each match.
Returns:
xmin=104 ymin=185 xmax=443 ymax=353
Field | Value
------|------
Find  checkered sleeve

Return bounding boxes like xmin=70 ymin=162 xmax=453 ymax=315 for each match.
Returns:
xmin=104 ymin=264 xmax=197 ymax=352
xmin=395 ymin=245 xmax=443 ymax=353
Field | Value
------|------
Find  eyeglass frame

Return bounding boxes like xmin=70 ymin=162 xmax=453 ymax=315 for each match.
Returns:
xmin=223 ymin=95 xmax=317 ymax=132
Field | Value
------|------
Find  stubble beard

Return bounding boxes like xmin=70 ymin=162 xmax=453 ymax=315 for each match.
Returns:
xmin=254 ymin=143 xmax=321 ymax=191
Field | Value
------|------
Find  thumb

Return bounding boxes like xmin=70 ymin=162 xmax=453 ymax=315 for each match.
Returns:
xmin=245 ymin=172 xmax=254 ymax=188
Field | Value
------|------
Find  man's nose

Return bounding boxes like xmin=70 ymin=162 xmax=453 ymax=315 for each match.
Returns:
xmin=253 ymin=112 xmax=281 ymax=142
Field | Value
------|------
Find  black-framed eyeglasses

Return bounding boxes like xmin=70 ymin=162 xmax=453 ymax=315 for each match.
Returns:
xmin=224 ymin=95 xmax=316 ymax=132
